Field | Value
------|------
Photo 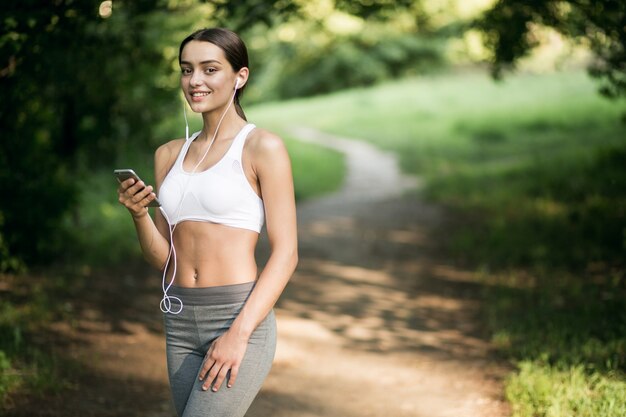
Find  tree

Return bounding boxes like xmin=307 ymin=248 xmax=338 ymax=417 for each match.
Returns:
xmin=477 ymin=0 xmax=626 ymax=100
xmin=0 ymin=0 xmax=170 ymax=269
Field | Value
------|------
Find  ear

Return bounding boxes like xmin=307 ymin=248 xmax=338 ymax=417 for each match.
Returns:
xmin=234 ymin=67 xmax=249 ymax=90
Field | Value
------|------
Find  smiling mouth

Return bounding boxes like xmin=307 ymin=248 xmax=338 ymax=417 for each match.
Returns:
xmin=191 ymin=92 xmax=210 ymax=97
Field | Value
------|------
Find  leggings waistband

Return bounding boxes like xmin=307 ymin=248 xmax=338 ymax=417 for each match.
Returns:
xmin=167 ymin=281 xmax=256 ymax=306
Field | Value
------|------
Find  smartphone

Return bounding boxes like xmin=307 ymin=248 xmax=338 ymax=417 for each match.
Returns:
xmin=114 ymin=168 xmax=161 ymax=207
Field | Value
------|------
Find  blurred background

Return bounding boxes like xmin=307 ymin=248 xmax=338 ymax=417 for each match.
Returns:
xmin=1 ymin=1 xmax=625 ymax=416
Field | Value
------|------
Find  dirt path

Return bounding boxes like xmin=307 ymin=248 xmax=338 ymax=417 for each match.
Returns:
xmin=6 ymin=128 xmax=509 ymax=416
xmin=249 ymin=127 xmax=510 ymax=417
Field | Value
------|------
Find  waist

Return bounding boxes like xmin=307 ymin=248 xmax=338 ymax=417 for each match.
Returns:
xmin=167 ymin=281 xmax=256 ymax=306
xmin=172 ymin=221 xmax=259 ymax=251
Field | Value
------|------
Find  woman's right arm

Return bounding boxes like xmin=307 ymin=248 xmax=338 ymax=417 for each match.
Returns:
xmin=117 ymin=141 xmax=180 ymax=270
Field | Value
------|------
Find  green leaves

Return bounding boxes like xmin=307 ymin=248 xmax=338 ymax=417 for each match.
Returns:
xmin=476 ymin=0 xmax=626 ymax=100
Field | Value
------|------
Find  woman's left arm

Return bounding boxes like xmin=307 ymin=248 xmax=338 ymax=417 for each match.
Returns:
xmin=199 ymin=130 xmax=298 ymax=392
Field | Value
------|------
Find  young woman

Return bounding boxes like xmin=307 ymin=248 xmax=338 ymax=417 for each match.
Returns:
xmin=117 ymin=28 xmax=298 ymax=417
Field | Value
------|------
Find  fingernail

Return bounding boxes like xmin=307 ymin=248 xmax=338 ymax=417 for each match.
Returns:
xmin=212 ymin=387 xmax=217 ymax=392
xmin=227 ymin=384 xmax=232 ymax=388
xmin=202 ymin=385 xmax=207 ymax=391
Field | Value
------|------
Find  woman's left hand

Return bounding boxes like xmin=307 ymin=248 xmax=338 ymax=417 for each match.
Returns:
xmin=199 ymin=330 xmax=249 ymax=391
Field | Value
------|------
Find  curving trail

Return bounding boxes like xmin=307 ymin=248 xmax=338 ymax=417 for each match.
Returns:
xmin=4 ymin=127 xmax=509 ymax=417
xmin=288 ymin=126 xmax=420 ymax=203
xmin=249 ymin=127 xmax=510 ymax=417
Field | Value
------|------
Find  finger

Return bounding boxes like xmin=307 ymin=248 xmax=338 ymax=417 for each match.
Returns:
xmin=199 ymin=361 xmax=213 ymax=383
xmin=127 ymin=180 xmax=146 ymax=196
xmin=227 ymin=365 xmax=239 ymax=388
xmin=203 ymin=362 xmax=223 ymax=391
xmin=123 ymin=189 xmax=149 ymax=210
xmin=131 ymin=185 xmax=153 ymax=204
xmin=211 ymin=364 xmax=231 ymax=392
xmin=198 ymin=345 xmax=215 ymax=381
xmin=120 ymin=178 xmax=136 ymax=189
xmin=118 ymin=178 xmax=135 ymax=195
xmin=199 ymin=362 xmax=215 ymax=390
xmin=135 ymin=194 xmax=155 ymax=212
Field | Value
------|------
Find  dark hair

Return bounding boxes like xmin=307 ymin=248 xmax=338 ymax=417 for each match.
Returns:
xmin=179 ymin=28 xmax=248 ymax=120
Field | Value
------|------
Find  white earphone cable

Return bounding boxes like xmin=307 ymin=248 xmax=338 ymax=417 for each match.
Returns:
xmin=159 ymin=83 xmax=239 ymax=314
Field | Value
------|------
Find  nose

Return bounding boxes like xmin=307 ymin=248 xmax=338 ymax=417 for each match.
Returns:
xmin=190 ymin=71 xmax=203 ymax=86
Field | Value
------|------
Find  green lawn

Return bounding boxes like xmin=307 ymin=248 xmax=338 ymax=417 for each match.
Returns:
xmin=249 ymin=70 xmax=626 ymax=417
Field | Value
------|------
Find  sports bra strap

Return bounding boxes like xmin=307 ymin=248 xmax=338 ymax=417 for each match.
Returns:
xmin=173 ymin=131 xmax=201 ymax=170
xmin=228 ymin=124 xmax=256 ymax=162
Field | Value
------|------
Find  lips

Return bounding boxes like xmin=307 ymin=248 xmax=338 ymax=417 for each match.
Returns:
xmin=190 ymin=90 xmax=211 ymax=102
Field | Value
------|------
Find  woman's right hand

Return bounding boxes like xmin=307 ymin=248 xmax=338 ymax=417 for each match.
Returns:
xmin=117 ymin=178 xmax=157 ymax=219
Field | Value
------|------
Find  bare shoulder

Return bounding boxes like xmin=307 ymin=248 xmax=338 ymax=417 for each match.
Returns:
xmin=155 ymin=138 xmax=185 ymax=182
xmin=155 ymin=138 xmax=185 ymax=163
xmin=246 ymin=127 xmax=288 ymax=158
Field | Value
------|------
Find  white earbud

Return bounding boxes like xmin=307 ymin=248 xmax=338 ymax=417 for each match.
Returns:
xmin=235 ymin=78 xmax=240 ymax=90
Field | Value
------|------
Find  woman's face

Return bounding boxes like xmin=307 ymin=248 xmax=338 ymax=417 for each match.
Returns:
xmin=179 ymin=40 xmax=241 ymax=114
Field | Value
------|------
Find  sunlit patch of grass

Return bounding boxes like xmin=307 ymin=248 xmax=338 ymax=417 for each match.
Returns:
xmin=506 ymin=362 xmax=626 ymax=417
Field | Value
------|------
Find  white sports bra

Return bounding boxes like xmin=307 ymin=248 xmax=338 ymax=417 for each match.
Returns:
xmin=159 ymin=124 xmax=265 ymax=233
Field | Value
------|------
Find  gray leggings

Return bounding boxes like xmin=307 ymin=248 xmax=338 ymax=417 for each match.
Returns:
xmin=163 ymin=282 xmax=276 ymax=417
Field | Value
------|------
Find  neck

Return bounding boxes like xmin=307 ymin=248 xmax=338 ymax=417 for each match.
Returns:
xmin=199 ymin=105 xmax=245 ymax=142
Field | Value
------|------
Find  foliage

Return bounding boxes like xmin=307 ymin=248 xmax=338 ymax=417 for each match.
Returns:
xmin=477 ymin=0 xmax=626 ymax=100
xmin=207 ymin=0 xmax=414 ymax=32
xmin=0 ymin=0 xmax=172 ymax=270
xmin=248 ymin=24 xmax=444 ymax=101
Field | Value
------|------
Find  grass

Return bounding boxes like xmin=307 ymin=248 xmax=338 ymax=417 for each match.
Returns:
xmin=248 ymin=69 xmax=626 ymax=416
xmin=506 ymin=362 xmax=626 ymax=417
xmin=283 ymin=136 xmax=345 ymax=201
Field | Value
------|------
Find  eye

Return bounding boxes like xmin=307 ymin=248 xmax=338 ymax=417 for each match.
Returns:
xmin=181 ymin=67 xmax=192 ymax=76
xmin=204 ymin=67 xmax=217 ymax=74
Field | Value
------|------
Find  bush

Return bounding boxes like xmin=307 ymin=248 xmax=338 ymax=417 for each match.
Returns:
xmin=247 ymin=28 xmax=446 ymax=102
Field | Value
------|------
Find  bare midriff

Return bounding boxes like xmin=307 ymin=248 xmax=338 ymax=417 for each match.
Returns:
xmin=166 ymin=221 xmax=259 ymax=288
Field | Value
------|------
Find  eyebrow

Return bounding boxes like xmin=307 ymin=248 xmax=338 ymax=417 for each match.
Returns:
xmin=180 ymin=59 xmax=222 ymax=66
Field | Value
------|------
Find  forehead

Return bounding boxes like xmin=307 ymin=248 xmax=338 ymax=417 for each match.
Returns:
xmin=180 ymin=40 xmax=228 ymax=65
